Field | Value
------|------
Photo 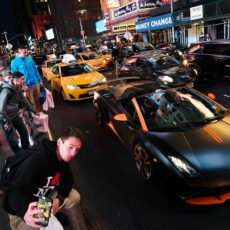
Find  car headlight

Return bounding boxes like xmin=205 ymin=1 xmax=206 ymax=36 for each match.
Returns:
xmin=168 ymin=156 xmax=199 ymax=177
xmin=66 ymin=84 xmax=80 ymax=90
xmin=101 ymin=77 xmax=106 ymax=83
xmin=158 ymin=75 xmax=174 ymax=85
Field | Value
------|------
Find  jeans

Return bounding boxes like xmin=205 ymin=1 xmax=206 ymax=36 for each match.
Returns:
xmin=1 ymin=114 xmax=29 ymax=153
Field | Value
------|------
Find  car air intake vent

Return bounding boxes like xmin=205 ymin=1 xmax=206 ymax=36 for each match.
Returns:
xmin=79 ymin=82 xmax=100 ymax=89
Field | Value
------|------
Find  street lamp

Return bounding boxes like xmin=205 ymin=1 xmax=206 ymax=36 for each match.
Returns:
xmin=79 ymin=17 xmax=86 ymax=48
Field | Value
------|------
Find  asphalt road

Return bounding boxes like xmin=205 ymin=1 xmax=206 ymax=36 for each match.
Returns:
xmin=47 ymin=69 xmax=230 ymax=230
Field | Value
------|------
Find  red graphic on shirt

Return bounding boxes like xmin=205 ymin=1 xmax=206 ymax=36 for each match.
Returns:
xmin=50 ymin=172 xmax=60 ymax=186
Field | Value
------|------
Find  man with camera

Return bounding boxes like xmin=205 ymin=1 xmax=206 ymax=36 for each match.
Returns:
xmin=3 ymin=126 xmax=83 ymax=229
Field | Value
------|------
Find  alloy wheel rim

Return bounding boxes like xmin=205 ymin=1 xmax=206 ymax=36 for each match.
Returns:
xmin=134 ymin=144 xmax=152 ymax=180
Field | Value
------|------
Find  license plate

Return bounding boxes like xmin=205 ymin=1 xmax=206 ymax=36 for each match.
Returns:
xmin=88 ymin=90 xmax=96 ymax=95
xmin=186 ymin=82 xmax=194 ymax=88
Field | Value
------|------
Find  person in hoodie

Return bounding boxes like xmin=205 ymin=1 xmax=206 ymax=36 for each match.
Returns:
xmin=3 ymin=126 xmax=83 ymax=230
xmin=0 ymin=71 xmax=35 ymax=153
xmin=11 ymin=46 xmax=43 ymax=112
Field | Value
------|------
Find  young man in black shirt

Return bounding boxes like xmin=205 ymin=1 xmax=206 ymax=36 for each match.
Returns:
xmin=3 ymin=126 xmax=83 ymax=229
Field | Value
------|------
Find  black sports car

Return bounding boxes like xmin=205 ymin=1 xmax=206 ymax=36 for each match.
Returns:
xmin=116 ymin=53 xmax=196 ymax=87
xmin=94 ymin=78 xmax=230 ymax=205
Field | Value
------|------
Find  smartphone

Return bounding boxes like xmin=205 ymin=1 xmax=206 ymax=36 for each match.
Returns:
xmin=35 ymin=196 xmax=53 ymax=227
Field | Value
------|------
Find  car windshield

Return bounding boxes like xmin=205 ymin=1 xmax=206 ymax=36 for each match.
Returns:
xmin=47 ymin=60 xmax=61 ymax=68
xmin=149 ymin=56 xmax=180 ymax=67
xmin=133 ymin=42 xmax=155 ymax=52
xmin=82 ymin=53 xmax=100 ymax=60
xmin=102 ymin=50 xmax=112 ymax=55
xmin=61 ymin=63 xmax=94 ymax=77
xmin=135 ymin=87 xmax=226 ymax=131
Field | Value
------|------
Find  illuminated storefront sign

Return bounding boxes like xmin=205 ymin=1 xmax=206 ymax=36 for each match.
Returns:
xmin=190 ymin=5 xmax=203 ymax=21
xmin=136 ymin=13 xmax=172 ymax=32
xmin=139 ymin=0 xmax=170 ymax=9
xmin=112 ymin=20 xmax=137 ymax=32
xmin=114 ymin=2 xmax=137 ymax=18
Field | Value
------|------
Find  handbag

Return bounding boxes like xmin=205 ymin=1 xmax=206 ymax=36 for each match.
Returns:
xmin=33 ymin=113 xmax=49 ymax=133
xmin=39 ymin=85 xmax=47 ymax=105
xmin=43 ymin=88 xmax=55 ymax=111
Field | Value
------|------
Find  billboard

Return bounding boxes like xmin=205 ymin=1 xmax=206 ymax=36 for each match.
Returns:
xmin=96 ymin=19 xmax=108 ymax=33
xmin=45 ymin=28 xmax=55 ymax=40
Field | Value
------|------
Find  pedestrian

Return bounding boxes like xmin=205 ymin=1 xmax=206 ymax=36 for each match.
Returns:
xmin=0 ymin=72 xmax=36 ymax=153
xmin=11 ymin=45 xmax=43 ymax=112
xmin=205 ymin=33 xmax=212 ymax=41
xmin=2 ymin=126 xmax=83 ymax=230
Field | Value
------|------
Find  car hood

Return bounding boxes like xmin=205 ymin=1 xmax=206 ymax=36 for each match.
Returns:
xmin=85 ymin=58 xmax=105 ymax=66
xmin=155 ymin=66 xmax=194 ymax=82
xmin=150 ymin=119 xmax=230 ymax=175
xmin=61 ymin=72 xmax=104 ymax=85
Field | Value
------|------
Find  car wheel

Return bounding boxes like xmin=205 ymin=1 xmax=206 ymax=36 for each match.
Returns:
xmin=94 ymin=102 xmax=105 ymax=126
xmin=62 ymin=89 xmax=67 ymax=101
xmin=188 ymin=65 xmax=201 ymax=81
xmin=133 ymin=143 xmax=152 ymax=180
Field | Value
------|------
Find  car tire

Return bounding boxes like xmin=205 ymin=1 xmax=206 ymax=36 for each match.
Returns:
xmin=188 ymin=64 xmax=201 ymax=81
xmin=62 ymin=89 xmax=67 ymax=101
xmin=94 ymin=102 xmax=106 ymax=126
xmin=133 ymin=143 xmax=152 ymax=180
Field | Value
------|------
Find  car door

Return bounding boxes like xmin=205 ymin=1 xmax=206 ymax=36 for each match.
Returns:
xmin=51 ymin=65 xmax=61 ymax=92
xmin=216 ymin=44 xmax=230 ymax=79
xmin=202 ymin=44 xmax=220 ymax=77
xmin=110 ymin=98 xmax=141 ymax=150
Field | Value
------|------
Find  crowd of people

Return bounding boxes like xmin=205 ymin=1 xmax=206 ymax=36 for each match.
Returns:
xmin=0 ymin=45 xmax=84 ymax=229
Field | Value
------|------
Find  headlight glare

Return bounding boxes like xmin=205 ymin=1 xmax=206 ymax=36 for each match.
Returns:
xmin=168 ymin=156 xmax=198 ymax=177
xmin=66 ymin=84 xmax=79 ymax=90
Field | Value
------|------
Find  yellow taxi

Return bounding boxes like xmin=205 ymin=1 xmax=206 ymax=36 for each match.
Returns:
xmin=42 ymin=59 xmax=62 ymax=80
xmin=75 ymin=51 xmax=108 ymax=71
xmin=96 ymin=49 xmax=113 ymax=65
xmin=49 ymin=62 xmax=107 ymax=101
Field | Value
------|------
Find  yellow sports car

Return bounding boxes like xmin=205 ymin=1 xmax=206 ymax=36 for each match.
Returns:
xmin=42 ymin=59 xmax=62 ymax=80
xmin=75 ymin=52 xmax=108 ymax=71
xmin=96 ymin=49 xmax=113 ymax=65
xmin=50 ymin=62 xmax=107 ymax=101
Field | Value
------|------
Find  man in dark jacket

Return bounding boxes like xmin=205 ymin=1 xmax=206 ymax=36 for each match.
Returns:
xmin=0 ymin=72 xmax=35 ymax=153
xmin=3 ymin=126 xmax=83 ymax=229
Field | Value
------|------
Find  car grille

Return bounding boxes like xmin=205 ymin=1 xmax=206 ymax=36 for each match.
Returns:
xmin=79 ymin=93 xmax=93 ymax=99
xmin=79 ymin=82 xmax=101 ymax=89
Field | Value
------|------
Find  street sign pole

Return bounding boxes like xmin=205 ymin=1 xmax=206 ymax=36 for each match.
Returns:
xmin=170 ymin=0 xmax=175 ymax=43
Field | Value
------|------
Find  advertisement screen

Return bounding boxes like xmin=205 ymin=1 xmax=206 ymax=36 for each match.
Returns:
xmin=45 ymin=28 xmax=55 ymax=40
xmin=96 ymin=19 xmax=108 ymax=33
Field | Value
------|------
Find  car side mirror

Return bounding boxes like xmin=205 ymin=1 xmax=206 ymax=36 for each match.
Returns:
xmin=114 ymin=113 xmax=128 ymax=122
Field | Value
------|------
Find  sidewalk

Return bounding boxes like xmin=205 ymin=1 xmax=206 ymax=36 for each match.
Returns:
xmin=0 ymin=127 xmax=88 ymax=230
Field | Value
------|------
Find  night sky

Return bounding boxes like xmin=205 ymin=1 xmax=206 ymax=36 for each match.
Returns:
xmin=0 ymin=0 xmax=17 ymax=38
